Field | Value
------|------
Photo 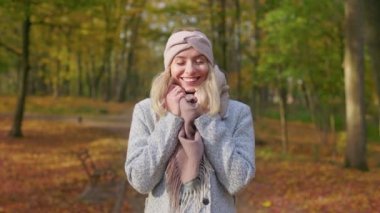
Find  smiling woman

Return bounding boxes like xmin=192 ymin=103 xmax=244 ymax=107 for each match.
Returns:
xmin=125 ymin=28 xmax=256 ymax=213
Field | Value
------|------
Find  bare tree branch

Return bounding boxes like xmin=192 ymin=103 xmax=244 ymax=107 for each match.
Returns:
xmin=0 ymin=40 xmax=21 ymax=56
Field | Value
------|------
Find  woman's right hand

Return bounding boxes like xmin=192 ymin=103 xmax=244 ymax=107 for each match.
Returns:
xmin=165 ymin=84 xmax=185 ymax=116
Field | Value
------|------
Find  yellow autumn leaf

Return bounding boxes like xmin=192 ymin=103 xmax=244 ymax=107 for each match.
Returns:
xmin=262 ymin=200 xmax=272 ymax=208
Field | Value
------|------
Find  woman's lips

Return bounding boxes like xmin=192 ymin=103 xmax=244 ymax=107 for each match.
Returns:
xmin=181 ymin=77 xmax=200 ymax=82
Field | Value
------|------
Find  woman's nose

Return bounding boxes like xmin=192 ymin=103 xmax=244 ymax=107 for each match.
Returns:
xmin=184 ymin=61 xmax=195 ymax=74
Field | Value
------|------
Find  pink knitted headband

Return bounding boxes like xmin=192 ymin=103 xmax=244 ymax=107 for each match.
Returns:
xmin=163 ymin=30 xmax=214 ymax=72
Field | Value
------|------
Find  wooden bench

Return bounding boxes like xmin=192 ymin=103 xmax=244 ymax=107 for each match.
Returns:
xmin=74 ymin=148 xmax=118 ymax=203
xmin=73 ymin=148 xmax=127 ymax=212
xmin=75 ymin=148 xmax=117 ymax=186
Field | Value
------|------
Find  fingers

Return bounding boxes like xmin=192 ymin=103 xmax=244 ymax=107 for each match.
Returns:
xmin=167 ymin=84 xmax=176 ymax=94
xmin=167 ymin=85 xmax=185 ymax=100
xmin=174 ymin=86 xmax=185 ymax=97
xmin=165 ymin=83 xmax=185 ymax=115
xmin=167 ymin=84 xmax=184 ymax=95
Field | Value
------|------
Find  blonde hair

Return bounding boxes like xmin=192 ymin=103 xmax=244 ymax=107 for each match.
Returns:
xmin=150 ymin=64 xmax=221 ymax=118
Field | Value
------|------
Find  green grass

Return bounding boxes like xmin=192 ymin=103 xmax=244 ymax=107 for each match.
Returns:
xmin=259 ymin=103 xmax=380 ymax=144
xmin=260 ymin=104 xmax=315 ymax=123
xmin=367 ymin=123 xmax=380 ymax=143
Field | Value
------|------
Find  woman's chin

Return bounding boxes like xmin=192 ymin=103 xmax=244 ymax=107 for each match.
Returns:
xmin=180 ymin=81 xmax=205 ymax=93
xmin=183 ymin=87 xmax=196 ymax=94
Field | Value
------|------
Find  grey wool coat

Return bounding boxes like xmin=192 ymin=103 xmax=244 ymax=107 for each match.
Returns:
xmin=125 ymin=98 xmax=255 ymax=213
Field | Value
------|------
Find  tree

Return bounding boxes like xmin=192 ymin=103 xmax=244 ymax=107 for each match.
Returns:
xmin=117 ymin=0 xmax=147 ymax=102
xmin=9 ymin=0 xmax=31 ymax=137
xmin=208 ymin=0 xmax=227 ymax=70
xmin=343 ymin=0 xmax=368 ymax=171
xmin=233 ymin=0 xmax=242 ymax=99
xmin=365 ymin=0 xmax=380 ymax=137
xmin=257 ymin=0 xmax=344 ymax=154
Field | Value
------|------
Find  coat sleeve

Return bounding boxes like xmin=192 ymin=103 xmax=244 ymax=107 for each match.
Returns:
xmin=194 ymin=103 xmax=255 ymax=195
xmin=125 ymin=102 xmax=183 ymax=194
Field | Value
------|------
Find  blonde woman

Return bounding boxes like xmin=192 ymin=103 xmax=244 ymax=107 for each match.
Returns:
xmin=125 ymin=29 xmax=255 ymax=213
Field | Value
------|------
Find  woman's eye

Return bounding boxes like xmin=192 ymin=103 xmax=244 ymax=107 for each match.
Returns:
xmin=175 ymin=60 xmax=185 ymax=65
xmin=195 ymin=59 xmax=205 ymax=64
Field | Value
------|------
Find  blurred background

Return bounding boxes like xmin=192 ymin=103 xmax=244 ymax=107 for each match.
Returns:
xmin=1 ymin=0 xmax=380 ymax=212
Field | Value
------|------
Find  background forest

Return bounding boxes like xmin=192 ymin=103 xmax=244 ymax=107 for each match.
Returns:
xmin=1 ymin=0 xmax=380 ymax=212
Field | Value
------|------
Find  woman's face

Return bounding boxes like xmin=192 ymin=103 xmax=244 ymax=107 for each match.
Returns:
xmin=170 ymin=48 xmax=209 ymax=93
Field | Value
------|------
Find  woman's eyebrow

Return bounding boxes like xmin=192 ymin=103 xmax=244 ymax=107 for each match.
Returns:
xmin=174 ymin=54 xmax=205 ymax=59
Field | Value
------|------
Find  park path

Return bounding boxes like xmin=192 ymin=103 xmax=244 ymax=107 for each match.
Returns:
xmin=24 ymin=110 xmax=133 ymax=134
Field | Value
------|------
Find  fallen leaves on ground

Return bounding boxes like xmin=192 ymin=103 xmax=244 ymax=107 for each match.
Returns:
xmin=0 ymin=116 xmax=131 ymax=213
xmin=1 ymin=107 xmax=380 ymax=212
xmin=237 ymin=118 xmax=380 ymax=213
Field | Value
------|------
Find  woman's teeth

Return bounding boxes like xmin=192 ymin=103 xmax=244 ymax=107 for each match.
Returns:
xmin=182 ymin=77 xmax=198 ymax=82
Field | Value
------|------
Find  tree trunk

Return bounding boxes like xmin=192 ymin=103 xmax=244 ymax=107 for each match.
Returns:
xmin=10 ymin=0 xmax=31 ymax=138
xmin=89 ymin=51 xmax=101 ymax=99
xmin=276 ymin=68 xmax=288 ymax=154
xmin=208 ymin=0 xmax=229 ymax=71
xmin=114 ymin=19 xmax=128 ymax=100
xmin=64 ymin=30 xmax=72 ymax=96
xmin=251 ymin=0 xmax=260 ymax=115
xmin=303 ymin=81 xmax=328 ymax=159
xmin=215 ymin=0 xmax=227 ymax=70
xmin=278 ymin=85 xmax=288 ymax=154
xmin=102 ymin=38 xmax=113 ymax=101
xmin=234 ymin=0 xmax=242 ymax=99
xmin=207 ymin=0 xmax=216 ymax=48
xmin=101 ymin=2 xmax=117 ymax=102
xmin=330 ymin=114 xmax=338 ymax=159
xmin=343 ymin=0 xmax=368 ymax=171
xmin=364 ymin=0 xmax=380 ymax=137
xmin=117 ymin=0 xmax=146 ymax=102
xmin=76 ymin=51 xmax=84 ymax=96
xmin=53 ymin=59 xmax=61 ymax=98
xmin=117 ymin=19 xmax=139 ymax=102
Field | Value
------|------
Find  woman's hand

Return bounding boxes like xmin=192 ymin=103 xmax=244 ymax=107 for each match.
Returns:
xmin=180 ymin=94 xmax=202 ymax=123
xmin=165 ymin=84 xmax=185 ymax=116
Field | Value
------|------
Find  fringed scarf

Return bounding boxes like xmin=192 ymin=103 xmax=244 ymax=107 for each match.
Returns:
xmin=166 ymin=153 xmax=213 ymax=212
xmin=165 ymin=66 xmax=229 ymax=212
xmin=165 ymin=93 xmax=211 ymax=212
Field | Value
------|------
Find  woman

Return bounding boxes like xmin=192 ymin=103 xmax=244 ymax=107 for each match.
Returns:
xmin=125 ymin=29 xmax=255 ymax=213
